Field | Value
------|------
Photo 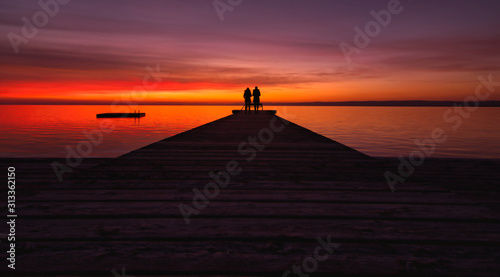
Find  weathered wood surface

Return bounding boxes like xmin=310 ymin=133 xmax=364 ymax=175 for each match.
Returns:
xmin=12 ymin=241 xmax=500 ymax=276
xmin=13 ymin=202 xmax=498 ymax=221
xmin=2 ymin=111 xmax=500 ymax=276
xmin=14 ymin=189 xmax=472 ymax=203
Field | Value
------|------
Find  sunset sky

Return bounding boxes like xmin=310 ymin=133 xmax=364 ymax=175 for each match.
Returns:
xmin=1 ymin=0 xmax=500 ymax=104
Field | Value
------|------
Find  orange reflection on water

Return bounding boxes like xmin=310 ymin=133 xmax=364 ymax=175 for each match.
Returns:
xmin=269 ymin=106 xmax=500 ymax=158
xmin=0 ymin=105 xmax=234 ymax=157
xmin=1 ymin=105 xmax=499 ymax=158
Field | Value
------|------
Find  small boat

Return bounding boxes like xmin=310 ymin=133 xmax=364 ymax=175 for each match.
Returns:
xmin=96 ymin=112 xmax=145 ymax=118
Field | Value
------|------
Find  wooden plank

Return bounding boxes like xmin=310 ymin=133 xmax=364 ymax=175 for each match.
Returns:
xmin=12 ymin=201 xmax=496 ymax=221
xmin=16 ymin=218 xmax=500 ymax=243
xmin=45 ymin=180 xmax=448 ymax=192
xmin=11 ymin=241 xmax=500 ymax=276
xmin=16 ymin=189 xmax=471 ymax=204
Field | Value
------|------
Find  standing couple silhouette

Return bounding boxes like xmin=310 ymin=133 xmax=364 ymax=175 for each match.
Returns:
xmin=243 ymin=86 xmax=261 ymax=113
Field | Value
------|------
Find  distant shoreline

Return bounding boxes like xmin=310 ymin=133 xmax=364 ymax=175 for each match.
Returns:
xmin=1 ymin=101 xmax=500 ymax=107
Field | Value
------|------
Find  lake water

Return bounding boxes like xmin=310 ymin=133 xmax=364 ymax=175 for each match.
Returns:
xmin=0 ymin=105 xmax=499 ymax=159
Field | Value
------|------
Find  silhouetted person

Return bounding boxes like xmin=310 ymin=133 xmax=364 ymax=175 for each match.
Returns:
xmin=253 ymin=86 xmax=261 ymax=112
xmin=244 ymin=87 xmax=252 ymax=113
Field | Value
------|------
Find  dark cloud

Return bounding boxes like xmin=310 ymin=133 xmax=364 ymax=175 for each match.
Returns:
xmin=369 ymin=36 xmax=500 ymax=73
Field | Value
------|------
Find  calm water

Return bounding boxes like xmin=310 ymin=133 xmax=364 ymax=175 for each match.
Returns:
xmin=0 ymin=105 xmax=499 ymax=159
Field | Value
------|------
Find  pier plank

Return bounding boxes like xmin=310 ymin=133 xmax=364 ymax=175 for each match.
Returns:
xmin=16 ymin=189 xmax=471 ymax=204
xmin=13 ymin=201 xmax=497 ymax=221
xmin=13 ymin=241 xmax=500 ymax=276
xmin=15 ymin=218 xmax=500 ymax=243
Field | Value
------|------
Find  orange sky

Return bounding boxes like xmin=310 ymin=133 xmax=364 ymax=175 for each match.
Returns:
xmin=1 ymin=1 xmax=500 ymax=104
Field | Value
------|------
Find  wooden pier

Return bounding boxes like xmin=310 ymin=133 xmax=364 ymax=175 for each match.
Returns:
xmin=3 ymin=111 xmax=500 ymax=276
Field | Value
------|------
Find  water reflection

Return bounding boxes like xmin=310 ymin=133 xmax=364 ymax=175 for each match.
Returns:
xmin=0 ymin=105 xmax=499 ymax=158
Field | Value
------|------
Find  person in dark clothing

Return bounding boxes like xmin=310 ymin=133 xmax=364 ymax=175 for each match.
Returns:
xmin=253 ymin=86 xmax=261 ymax=112
xmin=243 ymin=87 xmax=252 ymax=113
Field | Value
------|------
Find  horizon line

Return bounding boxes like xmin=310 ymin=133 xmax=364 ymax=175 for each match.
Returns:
xmin=1 ymin=100 xmax=500 ymax=107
